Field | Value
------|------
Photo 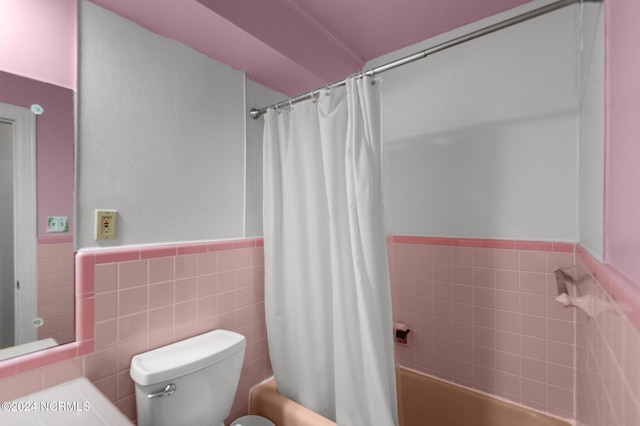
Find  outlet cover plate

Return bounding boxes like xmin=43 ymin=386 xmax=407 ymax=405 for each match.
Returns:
xmin=95 ymin=210 xmax=117 ymax=240
xmin=47 ymin=216 xmax=69 ymax=233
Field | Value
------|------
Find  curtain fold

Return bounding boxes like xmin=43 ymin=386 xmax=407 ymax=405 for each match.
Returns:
xmin=263 ymin=76 xmax=397 ymax=426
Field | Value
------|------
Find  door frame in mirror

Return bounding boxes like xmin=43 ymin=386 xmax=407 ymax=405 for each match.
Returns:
xmin=0 ymin=102 xmax=37 ymax=346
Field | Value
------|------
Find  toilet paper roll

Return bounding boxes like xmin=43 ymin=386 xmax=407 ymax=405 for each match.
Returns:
xmin=394 ymin=322 xmax=409 ymax=332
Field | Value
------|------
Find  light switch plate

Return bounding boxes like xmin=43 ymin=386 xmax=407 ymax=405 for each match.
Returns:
xmin=95 ymin=210 xmax=118 ymax=240
xmin=47 ymin=216 xmax=68 ymax=233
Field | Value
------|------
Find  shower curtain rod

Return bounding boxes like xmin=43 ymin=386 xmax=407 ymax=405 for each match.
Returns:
xmin=249 ymin=0 xmax=598 ymax=119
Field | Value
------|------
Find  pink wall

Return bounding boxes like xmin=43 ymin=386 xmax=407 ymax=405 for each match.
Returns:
xmin=1 ymin=234 xmax=639 ymax=425
xmin=604 ymin=0 xmax=640 ymax=285
xmin=591 ymin=5 xmax=640 ymax=421
xmin=0 ymin=239 xmax=271 ymax=424
xmin=389 ymin=235 xmax=640 ymax=424
xmin=0 ymin=0 xmax=77 ymax=90
xmin=389 ymin=237 xmax=576 ymax=420
xmin=37 ymin=241 xmax=75 ymax=345
xmin=574 ymin=248 xmax=640 ymax=425
xmin=0 ymin=71 xmax=75 ymax=238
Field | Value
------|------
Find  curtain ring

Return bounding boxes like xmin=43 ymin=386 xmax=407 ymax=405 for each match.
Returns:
xmin=275 ymin=103 xmax=280 ymax=115
xmin=311 ymin=91 xmax=317 ymax=104
xmin=289 ymin=98 xmax=293 ymax=110
xmin=324 ymin=85 xmax=330 ymax=96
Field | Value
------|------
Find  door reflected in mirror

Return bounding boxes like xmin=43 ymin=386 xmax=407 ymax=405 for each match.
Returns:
xmin=0 ymin=71 xmax=75 ymax=358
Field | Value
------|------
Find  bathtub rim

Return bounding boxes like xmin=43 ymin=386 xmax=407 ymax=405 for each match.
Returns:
xmin=248 ymin=367 xmax=575 ymax=426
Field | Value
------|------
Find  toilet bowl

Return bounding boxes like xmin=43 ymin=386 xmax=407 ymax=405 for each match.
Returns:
xmin=130 ymin=329 xmax=250 ymax=426
xmin=230 ymin=415 xmax=275 ymax=426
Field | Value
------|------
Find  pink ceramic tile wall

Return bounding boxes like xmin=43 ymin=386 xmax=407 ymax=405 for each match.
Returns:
xmin=575 ymin=249 xmax=640 ymax=426
xmin=0 ymin=239 xmax=270 ymax=424
xmin=37 ymin=241 xmax=75 ymax=345
xmin=389 ymin=236 xmax=576 ymax=420
xmin=88 ymin=239 xmax=269 ymax=422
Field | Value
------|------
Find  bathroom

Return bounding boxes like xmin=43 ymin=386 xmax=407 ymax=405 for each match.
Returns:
xmin=0 ymin=0 xmax=638 ymax=425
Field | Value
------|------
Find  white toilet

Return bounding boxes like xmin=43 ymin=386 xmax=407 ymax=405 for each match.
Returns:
xmin=130 ymin=329 xmax=268 ymax=426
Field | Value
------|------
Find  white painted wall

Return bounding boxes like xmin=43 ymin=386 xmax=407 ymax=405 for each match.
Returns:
xmin=367 ymin=1 xmax=581 ymax=241
xmin=77 ymin=1 xmax=246 ymax=248
xmin=578 ymin=3 xmax=605 ymax=260
xmin=244 ymin=80 xmax=284 ymax=237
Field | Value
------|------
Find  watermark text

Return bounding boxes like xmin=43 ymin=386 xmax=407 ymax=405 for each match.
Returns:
xmin=1 ymin=401 xmax=91 ymax=412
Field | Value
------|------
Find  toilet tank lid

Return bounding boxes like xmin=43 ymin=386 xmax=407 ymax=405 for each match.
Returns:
xmin=130 ymin=330 xmax=246 ymax=386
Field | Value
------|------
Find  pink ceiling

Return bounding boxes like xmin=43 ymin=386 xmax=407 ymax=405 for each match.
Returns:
xmin=89 ymin=0 xmax=533 ymax=96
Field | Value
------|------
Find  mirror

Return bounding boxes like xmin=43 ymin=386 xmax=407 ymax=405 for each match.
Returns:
xmin=0 ymin=0 xmax=76 ymax=359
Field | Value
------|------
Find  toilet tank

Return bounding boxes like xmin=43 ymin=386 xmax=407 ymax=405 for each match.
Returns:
xmin=130 ymin=330 xmax=246 ymax=426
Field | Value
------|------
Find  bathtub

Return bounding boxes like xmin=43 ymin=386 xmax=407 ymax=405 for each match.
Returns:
xmin=249 ymin=368 xmax=570 ymax=426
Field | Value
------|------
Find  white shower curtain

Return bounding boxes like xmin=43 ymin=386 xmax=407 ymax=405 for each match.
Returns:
xmin=263 ymin=76 xmax=398 ymax=425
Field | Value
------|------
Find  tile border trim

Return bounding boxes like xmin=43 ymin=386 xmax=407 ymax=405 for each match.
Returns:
xmin=391 ymin=235 xmax=575 ymax=252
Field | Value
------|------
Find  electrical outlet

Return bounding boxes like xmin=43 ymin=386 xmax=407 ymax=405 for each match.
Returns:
xmin=47 ymin=216 xmax=69 ymax=233
xmin=95 ymin=210 xmax=118 ymax=240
